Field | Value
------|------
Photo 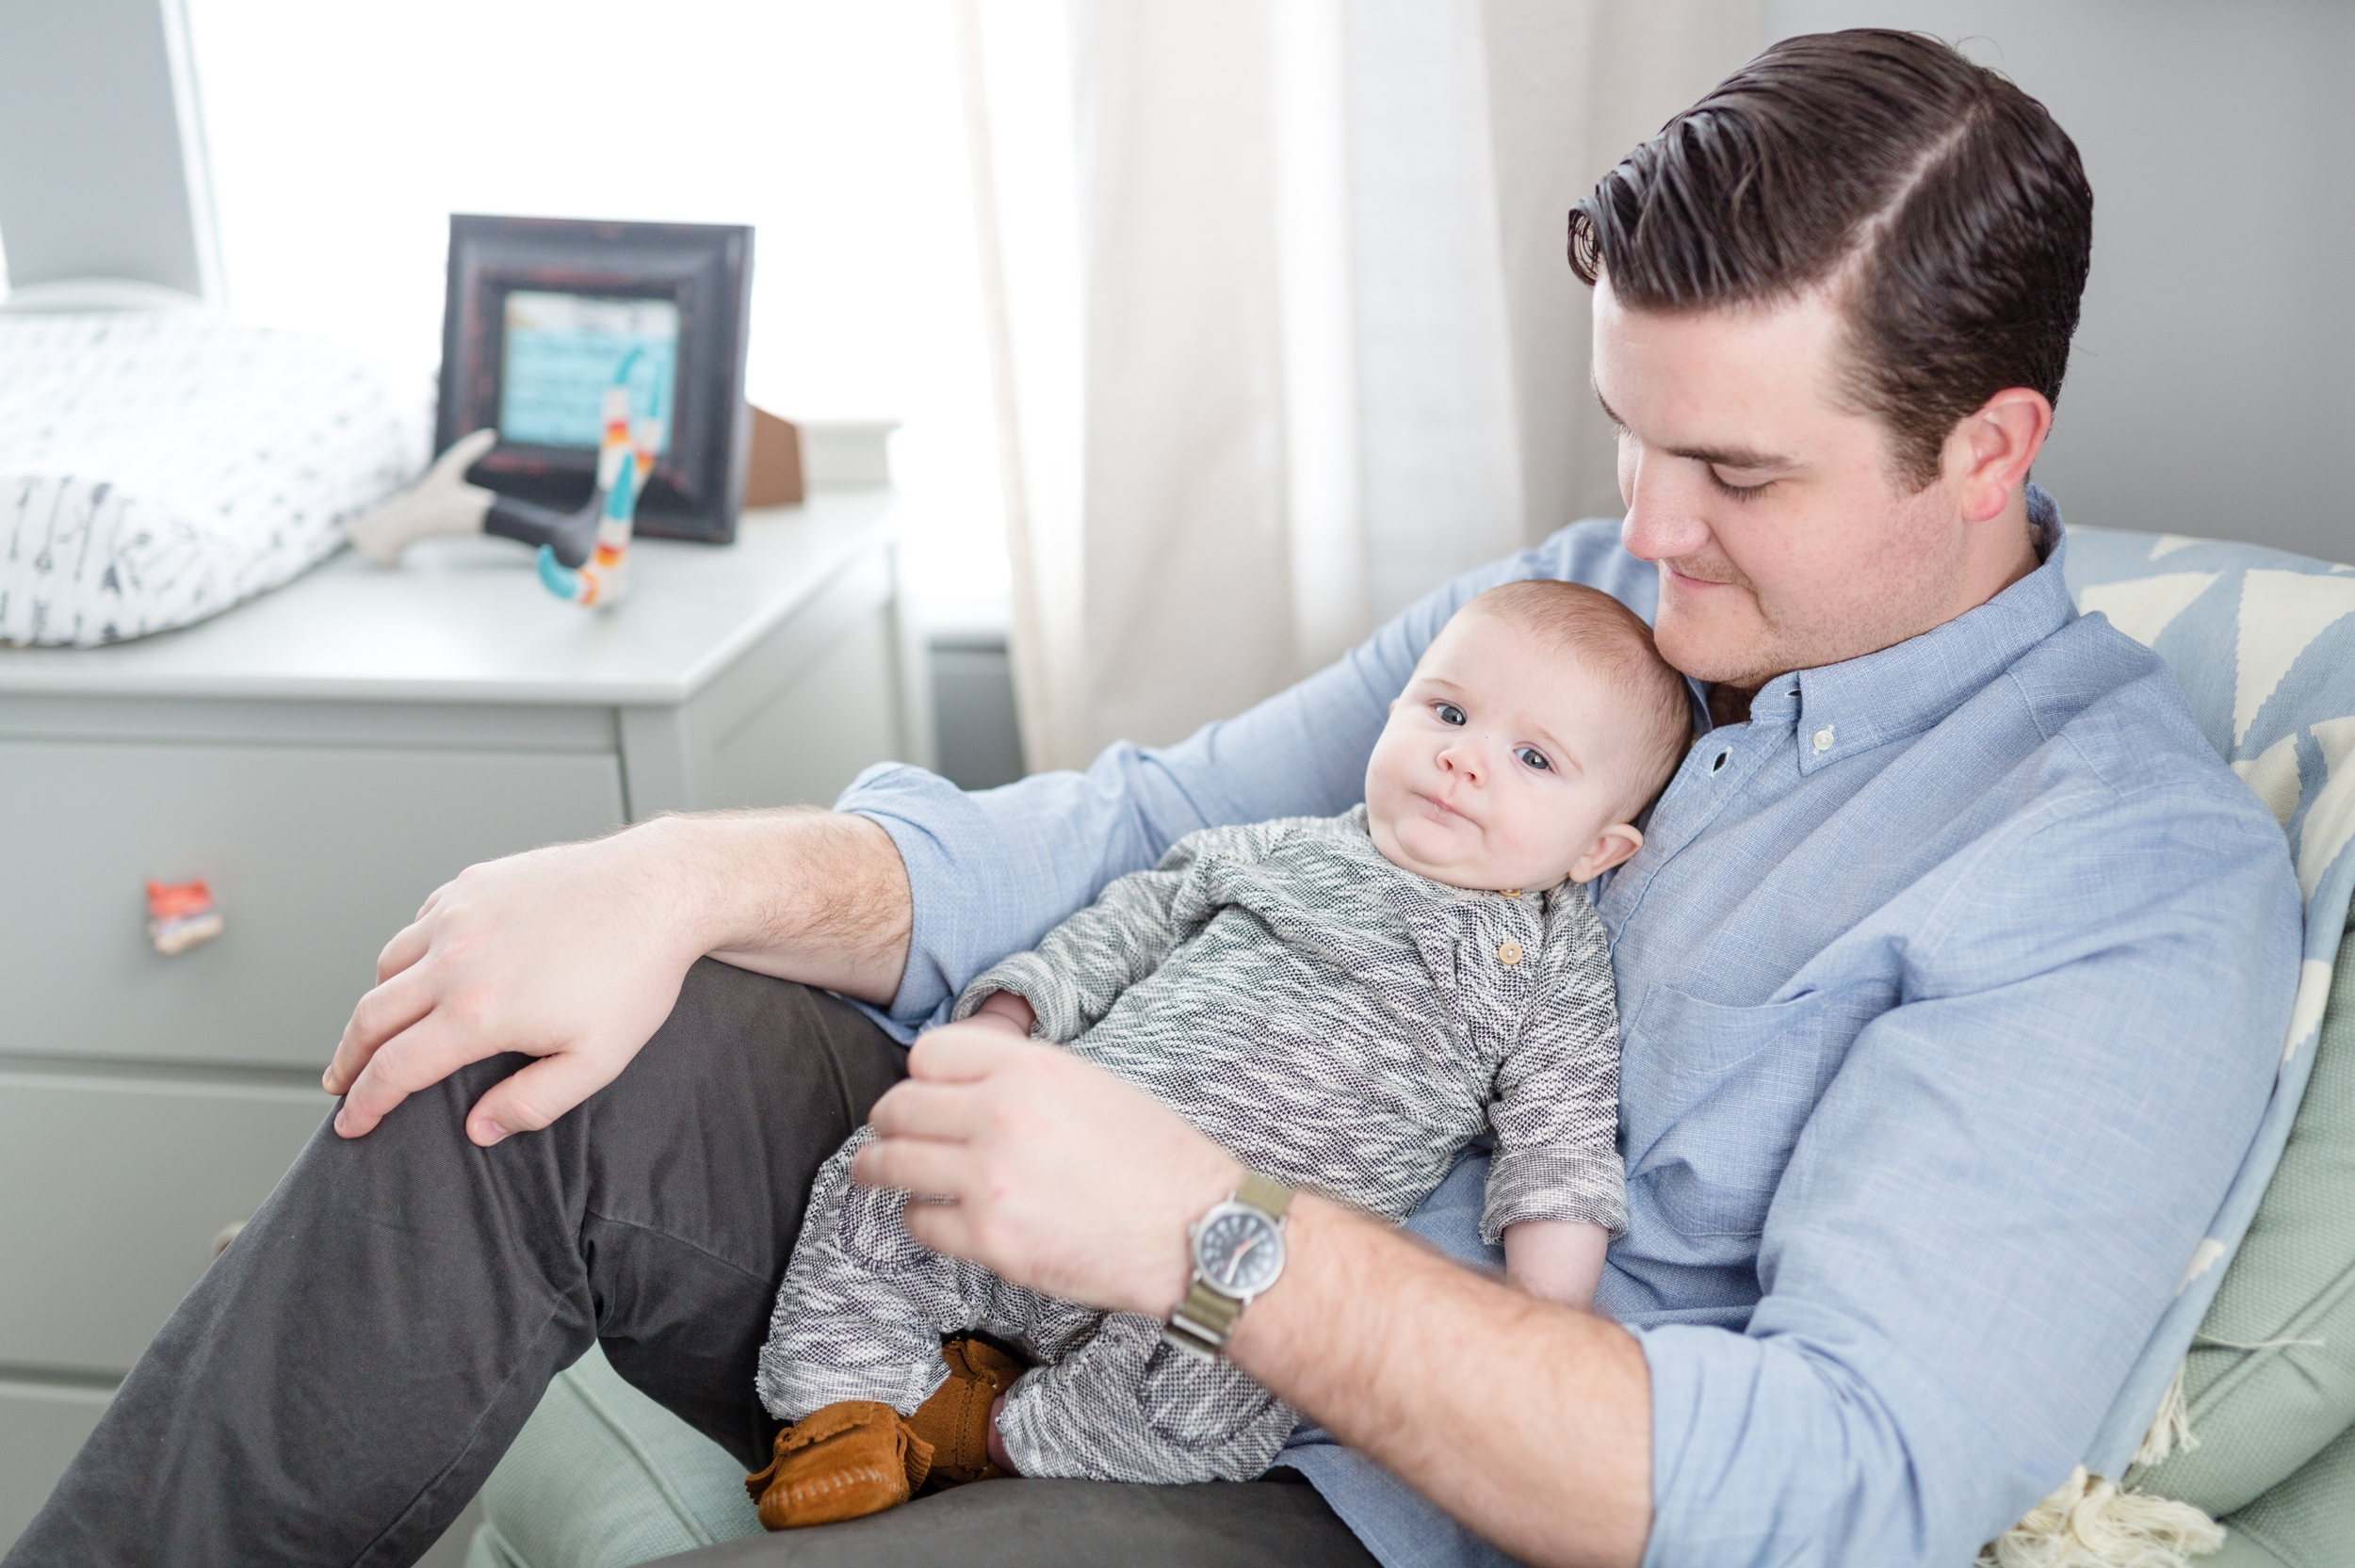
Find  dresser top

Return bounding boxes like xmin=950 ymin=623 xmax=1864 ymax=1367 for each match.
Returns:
xmin=0 ymin=491 xmax=900 ymax=705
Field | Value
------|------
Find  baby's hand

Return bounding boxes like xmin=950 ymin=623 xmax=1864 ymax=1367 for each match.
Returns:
xmin=966 ymin=990 xmax=1037 ymax=1037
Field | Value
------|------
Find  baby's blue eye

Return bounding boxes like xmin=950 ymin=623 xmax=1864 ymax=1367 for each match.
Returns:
xmin=1517 ymin=747 xmax=1551 ymax=771
xmin=1434 ymin=703 xmax=1467 ymax=726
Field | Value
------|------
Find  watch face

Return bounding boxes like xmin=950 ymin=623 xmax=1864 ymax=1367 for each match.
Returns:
xmin=1194 ymin=1205 xmax=1284 ymax=1297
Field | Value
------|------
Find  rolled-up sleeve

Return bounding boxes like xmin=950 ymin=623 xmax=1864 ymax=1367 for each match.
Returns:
xmin=1635 ymin=776 xmax=2299 ymax=1565
xmin=839 ymin=521 xmax=1644 ymax=1038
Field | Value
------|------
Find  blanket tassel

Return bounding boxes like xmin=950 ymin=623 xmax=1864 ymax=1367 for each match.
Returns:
xmin=1977 ymin=1366 xmax=2223 ymax=1568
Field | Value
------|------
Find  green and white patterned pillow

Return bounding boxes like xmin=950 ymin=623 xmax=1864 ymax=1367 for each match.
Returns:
xmin=1980 ymin=528 xmax=2355 ymax=1566
xmin=2174 ymin=942 xmax=2355 ymax=1568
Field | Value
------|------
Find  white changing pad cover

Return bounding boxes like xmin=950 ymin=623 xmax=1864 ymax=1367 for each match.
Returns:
xmin=0 ymin=312 xmax=426 ymax=647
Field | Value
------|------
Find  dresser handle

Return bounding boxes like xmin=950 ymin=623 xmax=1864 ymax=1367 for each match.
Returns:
xmin=147 ymin=879 xmax=224 ymax=956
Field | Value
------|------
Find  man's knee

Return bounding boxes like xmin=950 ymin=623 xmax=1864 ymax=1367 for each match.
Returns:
xmin=308 ymin=962 xmax=899 ymax=1243
xmin=305 ymin=1046 xmax=535 ymax=1213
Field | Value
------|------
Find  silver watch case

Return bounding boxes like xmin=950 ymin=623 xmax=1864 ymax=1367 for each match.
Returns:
xmin=1189 ymin=1198 xmax=1288 ymax=1300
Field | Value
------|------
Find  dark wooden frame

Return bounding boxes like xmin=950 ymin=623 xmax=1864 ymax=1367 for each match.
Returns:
xmin=435 ymin=215 xmax=754 ymax=544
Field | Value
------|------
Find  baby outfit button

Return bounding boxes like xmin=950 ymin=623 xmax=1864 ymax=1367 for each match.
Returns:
xmin=1496 ymin=940 xmax=1523 ymax=966
xmin=1498 ymin=888 xmax=1520 ymax=899
xmin=1812 ymin=725 xmax=1836 ymax=753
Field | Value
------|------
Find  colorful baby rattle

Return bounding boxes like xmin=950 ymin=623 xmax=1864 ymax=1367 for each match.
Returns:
xmin=534 ymin=364 xmax=656 ymax=607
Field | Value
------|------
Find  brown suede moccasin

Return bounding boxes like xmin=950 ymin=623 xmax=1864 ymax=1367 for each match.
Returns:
xmin=745 ymin=1399 xmax=934 ymax=1530
xmin=907 ymin=1335 xmax=1027 ymax=1488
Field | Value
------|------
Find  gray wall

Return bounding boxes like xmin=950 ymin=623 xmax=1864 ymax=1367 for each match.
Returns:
xmin=1763 ymin=0 xmax=2355 ymax=563
xmin=928 ymin=633 xmax=1026 ymax=790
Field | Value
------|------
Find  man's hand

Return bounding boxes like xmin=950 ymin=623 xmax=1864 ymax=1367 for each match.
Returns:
xmin=853 ymin=1024 xmax=1240 ymax=1317
xmin=325 ymin=810 xmax=911 ymax=1146
xmin=324 ymin=827 xmax=709 ymax=1144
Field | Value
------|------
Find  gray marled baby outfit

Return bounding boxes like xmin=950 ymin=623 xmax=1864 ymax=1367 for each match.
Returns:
xmin=757 ymin=805 xmax=1625 ymax=1484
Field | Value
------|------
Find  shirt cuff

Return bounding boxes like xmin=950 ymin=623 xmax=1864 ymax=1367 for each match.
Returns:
xmin=1634 ymin=1317 xmax=2017 ymax=1568
xmin=1480 ymin=1150 xmax=1628 ymax=1243
xmin=835 ymin=760 xmax=1054 ymax=1038
xmin=950 ymin=952 xmax=1080 ymax=1043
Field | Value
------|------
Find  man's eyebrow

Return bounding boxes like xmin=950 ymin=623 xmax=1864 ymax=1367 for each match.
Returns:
xmin=1593 ymin=386 xmax=1796 ymax=472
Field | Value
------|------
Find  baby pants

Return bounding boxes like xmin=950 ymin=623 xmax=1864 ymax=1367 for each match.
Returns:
xmin=756 ymin=1128 xmax=1299 ymax=1484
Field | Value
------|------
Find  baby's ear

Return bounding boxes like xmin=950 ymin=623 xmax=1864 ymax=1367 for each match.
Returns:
xmin=1568 ymin=823 xmax=1643 ymax=883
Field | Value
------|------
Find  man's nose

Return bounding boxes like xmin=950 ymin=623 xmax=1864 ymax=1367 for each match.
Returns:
xmin=1617 ymin=451 xmax=1712 ymax=564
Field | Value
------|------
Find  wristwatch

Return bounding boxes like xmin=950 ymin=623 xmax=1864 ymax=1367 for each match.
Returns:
xmin=1163 ymin=1172 xmax=1293 ymax=1359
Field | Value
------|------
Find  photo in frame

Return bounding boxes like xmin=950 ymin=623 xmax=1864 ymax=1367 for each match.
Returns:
xmin=435 ymin=215 xmax=755 ymax=544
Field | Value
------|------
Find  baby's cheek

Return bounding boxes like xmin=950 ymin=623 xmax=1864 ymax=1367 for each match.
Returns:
xmin=1488 ymin=794 xmax=1551 ymax=849
xmin=1475 ymin=797 xmax=1567 ymax=881
xmin=1362 ymin=788 xmax=1409 ymax=856
xmin=1362 ymin=730 xmax=1414 ymax=811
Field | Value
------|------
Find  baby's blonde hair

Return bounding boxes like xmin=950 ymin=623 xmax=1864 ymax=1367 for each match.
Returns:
xmin=1462 ymin=580 xmax=1694 ymax=815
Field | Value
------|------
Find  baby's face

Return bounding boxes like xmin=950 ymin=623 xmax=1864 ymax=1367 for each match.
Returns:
xmin=1365 ymin=609 xmax=1649 ymax=891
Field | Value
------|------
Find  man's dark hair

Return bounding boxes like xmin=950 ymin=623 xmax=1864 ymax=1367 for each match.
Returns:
xmin=1568 ymin=29 xmax=2093 ymax=489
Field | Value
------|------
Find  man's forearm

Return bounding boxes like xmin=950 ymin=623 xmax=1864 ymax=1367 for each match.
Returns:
xmin=672 ymin=809 xmax=912 ymax=1005
xmin=1229 ymin=1197 xmax=1651 ymax=1568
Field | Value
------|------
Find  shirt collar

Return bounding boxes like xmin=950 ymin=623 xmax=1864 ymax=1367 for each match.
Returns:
xmin=1734 ymin=484 xmax=2076 ymax=773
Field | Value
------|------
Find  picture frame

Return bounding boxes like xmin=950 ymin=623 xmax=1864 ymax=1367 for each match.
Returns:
xmin=435 ymin=215 xmax=755 ymax=544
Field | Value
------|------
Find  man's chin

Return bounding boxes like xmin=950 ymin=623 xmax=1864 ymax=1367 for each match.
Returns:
xmin=1652 ymin=616 xmax=1773 ymax=688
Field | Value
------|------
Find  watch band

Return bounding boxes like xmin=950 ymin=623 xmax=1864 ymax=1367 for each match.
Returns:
xmin=1235 ymin=1172 xmax=1294 ymax=1220
xmin=1165 ymin=1276 xmax=1244 ymax=1358
xmin=1164 ymin=1172 xmax=1293 ymax=1359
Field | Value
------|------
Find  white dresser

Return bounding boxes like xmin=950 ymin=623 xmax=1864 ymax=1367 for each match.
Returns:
xmin=0 ymin=490 xmax=923 ymax=1547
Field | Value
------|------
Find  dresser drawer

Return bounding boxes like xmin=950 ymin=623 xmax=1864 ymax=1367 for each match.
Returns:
xmin=0 ymin=1379 xmax=111 ymax=1548
xmin=0 ymin=739 xmax=625 ymax=1070
xmin=0 ymin=1066 xmax=330 ymax=1374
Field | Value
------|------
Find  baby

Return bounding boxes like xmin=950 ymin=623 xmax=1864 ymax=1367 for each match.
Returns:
xmin=747 ymin=579 xmax=1692 ymax=1528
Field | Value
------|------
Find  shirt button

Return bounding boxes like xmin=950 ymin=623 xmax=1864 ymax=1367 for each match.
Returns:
xmin=1498 ymin=888 xmax=1520 ymax=899
xmin=1812 ymin=726 xmax=1835 ymax=753
xmin=1496 ymin=940 xmax=1523 ymax=966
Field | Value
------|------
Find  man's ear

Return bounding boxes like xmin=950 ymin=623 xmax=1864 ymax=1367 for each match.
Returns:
xmin=1568 ymin=823 xmax=1643 ymax=883
xmin=1947 ymin=386 xmax=2053 ymax=524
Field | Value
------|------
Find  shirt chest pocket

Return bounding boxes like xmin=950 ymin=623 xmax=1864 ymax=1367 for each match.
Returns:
xmin=1618 ymin=983 xmax=1851 ymax=1239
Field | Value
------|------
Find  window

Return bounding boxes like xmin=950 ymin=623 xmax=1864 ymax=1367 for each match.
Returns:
xmin=187 ymin=0 xmax=1006 ymax=607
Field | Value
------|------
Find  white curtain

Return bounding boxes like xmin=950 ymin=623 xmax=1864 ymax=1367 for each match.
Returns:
xmin=960 ymin=0 xmax=1762 ymax=771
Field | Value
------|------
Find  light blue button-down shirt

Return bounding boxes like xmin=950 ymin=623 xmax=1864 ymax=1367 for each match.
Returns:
xmin=839 ymin=489 xmax=2300 ymax=1566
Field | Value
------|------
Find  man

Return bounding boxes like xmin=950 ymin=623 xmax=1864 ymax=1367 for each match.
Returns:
xmin=9 ymin=29 xmax=2298 ymax=1568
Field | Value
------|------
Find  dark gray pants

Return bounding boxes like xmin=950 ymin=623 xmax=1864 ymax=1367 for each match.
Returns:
xmin=5 ymin=960 xmax=1373 ymax=1568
